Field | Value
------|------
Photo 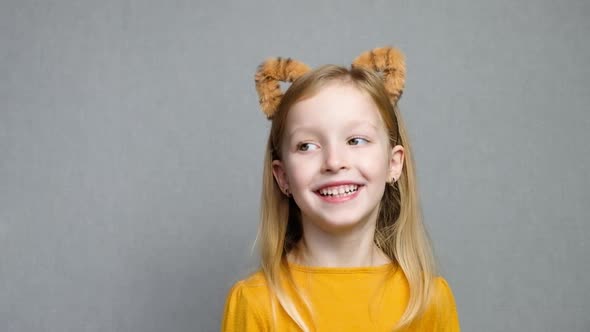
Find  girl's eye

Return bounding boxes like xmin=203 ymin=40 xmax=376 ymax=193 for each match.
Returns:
xmin=348 ymin=137 xmax=369 ymax=145
xmin=297 ymin=142 xmax=319 ymax=151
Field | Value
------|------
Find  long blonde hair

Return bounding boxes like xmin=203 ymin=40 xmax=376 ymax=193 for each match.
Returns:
xmin=254 ymin=64 xmax=438 ymax=331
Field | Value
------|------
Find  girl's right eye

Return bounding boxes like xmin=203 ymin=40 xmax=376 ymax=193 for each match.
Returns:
xmin=297 ymin=142 xmax=318 ymax=151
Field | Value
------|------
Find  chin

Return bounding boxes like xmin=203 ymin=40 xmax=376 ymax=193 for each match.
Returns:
xmin=308 ymin=213 xmax=372 ymax=231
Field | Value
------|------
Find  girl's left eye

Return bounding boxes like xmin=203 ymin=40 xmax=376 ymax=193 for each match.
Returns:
xmin=348 ymin=137 xmax=369 ymax=145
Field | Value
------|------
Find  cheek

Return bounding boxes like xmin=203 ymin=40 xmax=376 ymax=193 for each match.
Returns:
xmin=284 ymin=157 xmax=317 ymax=185
xmin=358 ymin=161 xmax=387 ymax=179
xmin=359 ymin=148 xmax=390 ymax=175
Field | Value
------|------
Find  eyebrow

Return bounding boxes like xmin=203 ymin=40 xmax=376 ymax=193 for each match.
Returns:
xmin=288 ymin=121 xmax=380 ymax=140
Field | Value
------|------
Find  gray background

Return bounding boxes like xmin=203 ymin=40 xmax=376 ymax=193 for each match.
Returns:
xmin=1 ymin=0 xmax=588 ymax=331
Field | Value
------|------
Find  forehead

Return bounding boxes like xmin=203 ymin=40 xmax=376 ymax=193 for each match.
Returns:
xmin=285 ymin=83 xmax=385 ymax=135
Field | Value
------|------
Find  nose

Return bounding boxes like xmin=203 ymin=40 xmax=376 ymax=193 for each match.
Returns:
xmin=321 ymin=142 xmax=349 ymax=173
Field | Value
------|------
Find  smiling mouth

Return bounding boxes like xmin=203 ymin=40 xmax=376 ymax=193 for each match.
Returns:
xmin=316 ymin=184 xmax=361 ymax=197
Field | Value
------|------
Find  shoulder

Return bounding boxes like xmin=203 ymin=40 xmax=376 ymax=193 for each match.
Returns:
xmin=434 ymin=276 xmax=453 ymax=296
xmin=229 ymin=271 xmax=270 ymax=297
xmin=433 ymin=276 xmax=456 ymax=302
xmin=221 ymin=271 xmax=272 ymax=331
xmin=224 ymin=270 xmax=271 ymax=309
xmin=425 ymin=276 xmax=461 ymax=330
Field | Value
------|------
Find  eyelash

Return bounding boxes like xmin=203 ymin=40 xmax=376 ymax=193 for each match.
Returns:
xmin=296 ymin=137 xmax=370 ymax=151
xmin=348 ymin=137 xmax=369 ymax=145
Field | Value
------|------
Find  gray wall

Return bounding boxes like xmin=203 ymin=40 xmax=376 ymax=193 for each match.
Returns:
xmin=1 ymin=0 xmax=588 ymax=331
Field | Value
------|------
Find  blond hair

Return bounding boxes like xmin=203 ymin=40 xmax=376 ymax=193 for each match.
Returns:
xmin=254 ymin=64 xmax=438 ymax=331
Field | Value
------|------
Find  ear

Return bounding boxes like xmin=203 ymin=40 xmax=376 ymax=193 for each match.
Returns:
xmin=255 ymin=57 xmax=311 ymax=119
xmin=388 ymin=145 xmax=405 ymax=183
xmin=271 ymin=159 xmax=289 ymax=192
xmin=351 ymin=47 xmax=406 ymax=104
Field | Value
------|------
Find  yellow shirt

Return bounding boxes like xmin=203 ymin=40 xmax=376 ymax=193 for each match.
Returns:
xmin=221 ymin=262 xmax=460 ymax=331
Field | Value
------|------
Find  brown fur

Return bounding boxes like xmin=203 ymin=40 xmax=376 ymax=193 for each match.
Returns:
xmin=254 ymin=47 xmax=406 ymax=119
xmin=351 ymin=47 xmax=406 ymax=104
xmin=254 ymin=57 xmax=311 ymax=119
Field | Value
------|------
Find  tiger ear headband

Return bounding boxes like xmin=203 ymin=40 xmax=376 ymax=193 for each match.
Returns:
xmin=254 ymin=46 xmax=406 ymax=119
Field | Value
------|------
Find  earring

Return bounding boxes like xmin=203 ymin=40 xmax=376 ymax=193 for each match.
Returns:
xmin=388 ymin=177 xmax=397 ymax=187
xmin=284 ymin=188 xmax=291 ymax=197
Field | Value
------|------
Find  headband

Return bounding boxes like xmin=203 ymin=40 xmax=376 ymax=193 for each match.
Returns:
xmin=254 ymin=46 xmax=406 ymax=119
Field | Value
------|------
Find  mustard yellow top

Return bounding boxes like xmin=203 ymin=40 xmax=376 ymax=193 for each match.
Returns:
xmin=221 ymin=262 xmax=460 ymax=331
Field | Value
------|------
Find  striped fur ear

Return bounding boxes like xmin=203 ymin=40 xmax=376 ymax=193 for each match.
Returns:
xmin=351 ymin=47 xmax=406 ymax=104
xmin=255 ymin=57 xmax=311 ymax=119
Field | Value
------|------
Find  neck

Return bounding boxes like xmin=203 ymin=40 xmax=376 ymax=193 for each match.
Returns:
xmin=287 ymin=214 xmax=391 ymax=268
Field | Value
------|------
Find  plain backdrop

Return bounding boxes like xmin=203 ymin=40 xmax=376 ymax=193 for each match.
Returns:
xmin=1 ymin=0 xmax=589 ymax=331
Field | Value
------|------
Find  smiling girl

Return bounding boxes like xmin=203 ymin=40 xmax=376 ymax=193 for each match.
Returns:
xmin=221 ymin=47 xmax=460 ymax=331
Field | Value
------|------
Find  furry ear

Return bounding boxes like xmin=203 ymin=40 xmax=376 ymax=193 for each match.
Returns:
xmin=255 ymin=57 xmax=311 ymax=119
xmin=351 ymin=47 xmax=406 ymax=104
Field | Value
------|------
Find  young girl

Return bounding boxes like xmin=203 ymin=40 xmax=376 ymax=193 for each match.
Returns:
xmin=221 ymin=47 xmax=460 ymax=331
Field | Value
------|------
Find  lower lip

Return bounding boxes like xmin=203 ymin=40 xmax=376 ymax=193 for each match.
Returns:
xmin=315 ymin=186 xmax=363 ymax=203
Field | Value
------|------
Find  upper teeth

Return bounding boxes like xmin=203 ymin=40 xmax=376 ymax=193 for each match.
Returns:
xmin=319 ymin=185 xmax=359 ymax=196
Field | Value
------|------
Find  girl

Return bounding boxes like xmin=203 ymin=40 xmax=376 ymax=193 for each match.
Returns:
xmin=221 ymin=47 xmax=460 ymax=331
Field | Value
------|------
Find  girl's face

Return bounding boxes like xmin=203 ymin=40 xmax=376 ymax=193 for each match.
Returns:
xmin=272 ymin=82 xmax=404 ymax=233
